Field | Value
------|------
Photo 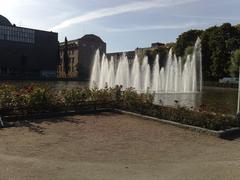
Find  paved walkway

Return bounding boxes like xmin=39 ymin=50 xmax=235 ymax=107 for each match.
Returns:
xmin=0 ymin=112 xmax=240 ymax=180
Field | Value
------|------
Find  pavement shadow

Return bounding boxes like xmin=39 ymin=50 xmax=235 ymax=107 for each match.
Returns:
xmin=3 ymin=115 xmax=87 ymax=135
xmin=220 ymin=129 xmax=240 ymax=141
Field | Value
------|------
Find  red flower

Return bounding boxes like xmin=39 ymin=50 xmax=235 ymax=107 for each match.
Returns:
xmin=24 ymin=85 xmax=34 ymax=93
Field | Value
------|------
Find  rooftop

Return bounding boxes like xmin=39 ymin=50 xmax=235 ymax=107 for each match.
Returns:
xmin=0 ymin=15 xmax=12 ymax=26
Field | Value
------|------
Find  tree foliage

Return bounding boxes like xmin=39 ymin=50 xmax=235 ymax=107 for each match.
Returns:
xmin=175 ymin=29 xmax=203 ymax=57
xmin=175 ymin=23 xmax=240 ymax=80
xmin=235 ymin=24 xmax=240 ymax=31
xmin=57 ymin=42 xmax=61 ymax=65
xmin=63 ymin=37 xmax=70 ymax=77
xmin=201 ymin=23 xmax=240 ymax=80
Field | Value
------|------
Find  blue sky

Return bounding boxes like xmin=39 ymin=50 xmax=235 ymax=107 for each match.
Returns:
xmin=1 ymin=0 xmax=240 ymax=52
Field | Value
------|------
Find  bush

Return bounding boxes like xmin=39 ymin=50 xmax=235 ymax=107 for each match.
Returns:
xmin=0 ymin=84 xmax=17 ymax=114
xmin=61 ymin=87 xmax=91 ymax=107
xmin=90 ymin=87 xmax=116 ymax=103
xmin=26 ymin=85 xmax=56 ymax=113
xmin=119 ymin=88 xmax=154 ymax=113
xmin=118 ymin=101 xmax=237 ymax=131
xmin=0 ymin=83 xmax=237 ymax=131
xmin=0 ymin=84 xmax=58 ymax=114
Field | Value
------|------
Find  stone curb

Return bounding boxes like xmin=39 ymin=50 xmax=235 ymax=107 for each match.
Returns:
xmin=114 ymin=109 xmax=240 ymax=138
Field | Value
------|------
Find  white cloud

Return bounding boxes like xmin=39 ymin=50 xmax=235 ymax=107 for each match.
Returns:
xmin=50 ymin=0 xmax=198 ymax=31
xmin=174 ymin=14 xmax=240 ymax=21
xmin=104 ymin=22 xmax=205 ymax=32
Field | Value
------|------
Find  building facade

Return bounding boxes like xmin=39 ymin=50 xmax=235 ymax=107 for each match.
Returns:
xmin=58 ymin=40 xmax=79 ymax=78
xmin=0 ymin=15 xmax=59 ymax=78
xmin=58 ymin=34 xmax=106 ymax=80
xmin=106 ymin=42 xmax=168 ymax=66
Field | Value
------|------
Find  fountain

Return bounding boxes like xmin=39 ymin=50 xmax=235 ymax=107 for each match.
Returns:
xmin=142 ymin=56 xmax=151 ymax=92
xmin=90 ymin=38 xmax=202 ymax=93
xmin=115 ymin=53 xmax=130 ymax=89
xmin=89 ymin=49 xmax=101 ymax=88
xmin=131 ymin=55 xmax=141 ymax=90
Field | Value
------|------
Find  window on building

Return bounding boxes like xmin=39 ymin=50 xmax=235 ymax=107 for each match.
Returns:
xmin=0 ymin=25 xmax=35 ymax=43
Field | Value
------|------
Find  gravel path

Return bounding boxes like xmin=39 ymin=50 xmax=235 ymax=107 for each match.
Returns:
xmin=0 ymin=112 xmax=240 ymax=180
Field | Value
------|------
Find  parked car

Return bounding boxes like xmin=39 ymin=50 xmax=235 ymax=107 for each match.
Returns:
xmin=219 ymin=77 xmax=239 ymax=84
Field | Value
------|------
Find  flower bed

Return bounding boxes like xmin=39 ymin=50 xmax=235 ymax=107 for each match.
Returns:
xmin=114 ymin=88 xmax=237 ymax=131
xmin=118 ymin=103 xmax=236 ymax=131
xmin=0 ymin=84 xmax=237 ymax=131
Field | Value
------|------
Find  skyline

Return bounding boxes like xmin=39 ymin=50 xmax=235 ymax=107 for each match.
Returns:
xmin=1 ymin=0 xmax=240 ymax=52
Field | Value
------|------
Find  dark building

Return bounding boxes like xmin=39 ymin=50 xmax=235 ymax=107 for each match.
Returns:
xmin=0 ymin=15 xmax=58 ymax=78
xmin=58 ymin=34 xmax=106 ymax=80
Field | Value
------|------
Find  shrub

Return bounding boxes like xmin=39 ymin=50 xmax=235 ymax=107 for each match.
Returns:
xmin=119 ymin=88 xmax=154 ymax=113
xmin=0 ymin=84 xmax=16 ymax=114
xmin=61 ymin=87 xmax=91 ymax=108
xmin=90 ymin=87 xmax=116 ymax=103
xmin=26 ymin=85 xmax=56 ymax=113
xmin=118 ymin=102 xmax=237 ymax=131
xmin=0 ymin=84 xmax=58 ymax=114
xmin=0 ymin=83 xmax=237 ymax=131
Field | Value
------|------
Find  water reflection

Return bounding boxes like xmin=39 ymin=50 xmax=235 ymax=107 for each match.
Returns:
xmin=154 ymin=92 xmax=202 ymax=109
xmin=154 ymin=87 xmax=237 ymax=115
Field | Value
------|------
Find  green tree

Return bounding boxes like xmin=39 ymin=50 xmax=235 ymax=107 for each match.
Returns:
xmin=201 ymin=26 xmax=218 ymax=80
xmin=184 ymin=46 xmax=194 ymax=56
xmin=63 ymin=37 xmax=70 ymax=77
xmin=57 ymin=42 xmax=61 ymax=65
xmin=175 ymin=23 xmax=240 ymax=80
xmin=201 ymin=23 xmax=240 ymax=80
xmin=229 ymin=49 xmax=240 ymax=77
xmin=175 ymin=29 xmax=203 ymax=57
xmin=235 ymin=24 xmax=240 ymax=31
xmin=181 ymin=46 xmax=194 ymax=64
